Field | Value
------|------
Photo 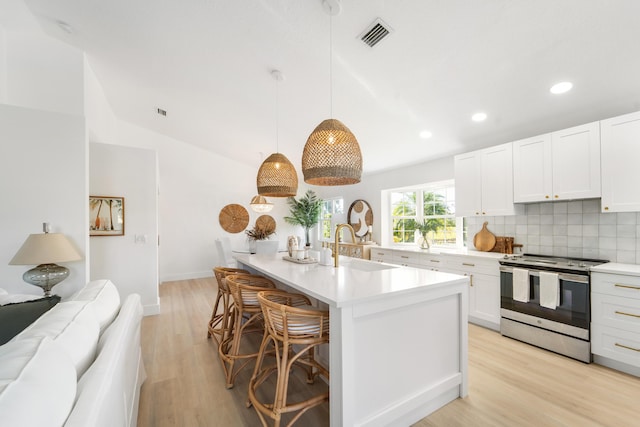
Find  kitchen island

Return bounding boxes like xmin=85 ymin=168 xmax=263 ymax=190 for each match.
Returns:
xmin=234 ymin=253 xmax=470 ymax=426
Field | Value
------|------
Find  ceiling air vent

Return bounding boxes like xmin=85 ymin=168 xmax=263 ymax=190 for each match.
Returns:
xmin=359 ymin=18 xmax=393 ymax=48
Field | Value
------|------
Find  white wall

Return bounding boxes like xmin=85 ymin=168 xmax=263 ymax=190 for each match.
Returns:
xmin=90 ymin=143 xmax=159 ymax=314
xmin=114 ymin=119 xmax=286 ymax=281
xmin=4 ymin=30 xmax=84 ymax=116
xmin=0 ymin=103 xmax=88 ymax=297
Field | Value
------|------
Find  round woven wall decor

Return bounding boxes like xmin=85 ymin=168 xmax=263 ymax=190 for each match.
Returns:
xmin=219 ymin=204 xmax=249 ymax=233
xmin=255 ymin=215 xmax=276 ymax=233
xmin=348 ymin=199 xmax=373 ymax=238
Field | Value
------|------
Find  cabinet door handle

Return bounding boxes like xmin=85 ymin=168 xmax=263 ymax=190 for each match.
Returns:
xmin=545 ymin=195 xmax=550 ymax=199
xmin=604 ymin=206 xmax=609 ymax=211
xmin=615 ymin=284 xmax=640 ymax=290
xmin=615 ymin=343 xmax=640 ymax=353
xmin=554 ymin=195 xmax=559 ymax=199
xmin=465 ymin=273 xmax=473 ymax=286
xmin=462 ymin=262 xmax=475 ymax=267
xmin=615 ymin=310 xmax=640 ymax=319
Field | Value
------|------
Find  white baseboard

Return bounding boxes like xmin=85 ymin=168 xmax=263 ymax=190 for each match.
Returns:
xmin=160 ymin=271 xmax=212 ymax=283
xmin=143 ymin=304 xmax=160 ymax=316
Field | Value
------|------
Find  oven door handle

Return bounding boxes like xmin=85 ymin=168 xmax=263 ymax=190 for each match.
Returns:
xmin=499 ymin=266 xmax=589 ymax=284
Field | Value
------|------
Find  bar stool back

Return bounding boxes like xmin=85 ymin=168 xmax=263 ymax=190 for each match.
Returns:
xmin=248 ymin=290 xmax=329 ymax=427
xmin=208 ymin=267 xmax=249 ymax=346
xmin=220 ymin=274 xmax=276 ymax=389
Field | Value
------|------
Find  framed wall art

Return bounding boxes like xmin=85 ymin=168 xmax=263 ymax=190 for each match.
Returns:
xmin=90 ymin=196 xmax=125 ymax=236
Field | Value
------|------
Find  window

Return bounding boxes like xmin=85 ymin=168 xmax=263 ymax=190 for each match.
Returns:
xmin=319 ymin=198 xmax=343 ymax=240
xmin=390 ymin=181 xmax=460 ymax=247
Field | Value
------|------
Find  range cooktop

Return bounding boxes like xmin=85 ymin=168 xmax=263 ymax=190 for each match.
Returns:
xmin=499 ymin=253 xmax=609 ymax=273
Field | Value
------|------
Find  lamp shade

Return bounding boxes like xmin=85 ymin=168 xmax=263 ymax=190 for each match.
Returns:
xmin=257 ymin=152 xmax=298 ymax=197
xmin=9 ymin=233 xmax=82 ymax=265
xmin=302 ymin=118 xmax=362 ymax=185
xmin=250 ymin=195 xmax=274 ymax=213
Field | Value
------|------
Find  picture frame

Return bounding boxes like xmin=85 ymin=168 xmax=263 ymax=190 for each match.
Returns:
xmin=89 ymin=196 xmax=125 ymax=236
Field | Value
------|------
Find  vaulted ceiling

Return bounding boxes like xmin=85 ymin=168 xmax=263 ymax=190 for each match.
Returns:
xmin=16 ymin=0 xmax=640 ymax=174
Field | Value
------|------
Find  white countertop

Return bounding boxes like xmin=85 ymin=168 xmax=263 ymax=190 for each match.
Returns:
xmin=377 ymin=245 xmax=509 ymax=260
xmin=234 ymin=253 xmax=468 ymax=308
xmin=590 ymin=262 xmax=640 ymax=276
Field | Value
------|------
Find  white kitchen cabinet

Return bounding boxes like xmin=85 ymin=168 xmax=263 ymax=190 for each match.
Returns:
xmin=369 ymin=248 xmax=393 ymax=263
xmin=600 ymin=110 xmax=640 ymax=212
xmin=591 ymin=267 xmax=640 ymax=375
xmin=443 ymin=255 xmax=501 ymax=331
xmin=512 ymin=134 xmax=553 ymax=202
xmin=455 ymin=142 xmax=518 ymax=217
xmin=513 ymin=121 xmax=601 ymax=202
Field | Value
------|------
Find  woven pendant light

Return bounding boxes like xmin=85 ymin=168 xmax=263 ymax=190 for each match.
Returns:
xmin=302 ymin=118 xmax=362 ymax=185
xmin=249 ymin=195 xmax=274 ymax=213
xmin=256 ymin=70 xmax=299 ymax=197
xmin=256 ymin=153 xmax=298 ymax=197
xmin=302 ymin=0 xmax=362 ymax=186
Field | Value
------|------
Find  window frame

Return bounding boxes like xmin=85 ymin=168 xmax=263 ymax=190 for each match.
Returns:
xmin=318 ymin=197 xmax=344 ymax=242
xmin=388 ymin=180 xmax=462 ymax=248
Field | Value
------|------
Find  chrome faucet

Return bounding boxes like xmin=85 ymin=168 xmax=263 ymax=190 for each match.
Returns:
xmin=334 ymin=223 xmax=356 ymax=267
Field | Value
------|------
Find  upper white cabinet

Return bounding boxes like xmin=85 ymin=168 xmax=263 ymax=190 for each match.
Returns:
xmin=513 ymin=121 xmax=601 ymax=202
xmin=455 ymin=142 xmax=518 ymax=217
xmin=600 ymin=111 xmax=640 ymax=212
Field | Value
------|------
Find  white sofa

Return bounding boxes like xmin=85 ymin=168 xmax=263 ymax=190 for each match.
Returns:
xmin=0 ymin=280 xmax=145 ymax=427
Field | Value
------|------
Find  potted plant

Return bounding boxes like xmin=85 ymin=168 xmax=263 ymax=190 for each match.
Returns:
xmin=415 ymin=219 xmax=440 ymax=249
xmin=284 ymin=190 xmax=323 ymax=248
xmin=245 ymin=221 xmax=276 ymax=253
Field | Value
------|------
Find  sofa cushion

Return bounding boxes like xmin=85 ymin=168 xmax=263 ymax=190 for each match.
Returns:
xmin=70 ymin=279 xmax=121 ymax=333
xmin=12 ymin=301 xmax=100 ymax=378
xmin=0 ymin=296 xmax=61 ymax=345
xmin=0 ymin=337 xmax=77 ymax=427
xmin=64 ymin=294 xmax=145 ymax=427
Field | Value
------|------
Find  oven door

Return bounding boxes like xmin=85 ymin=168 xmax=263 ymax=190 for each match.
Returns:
xmin=500 ymin=266 xmax=590 ymax=330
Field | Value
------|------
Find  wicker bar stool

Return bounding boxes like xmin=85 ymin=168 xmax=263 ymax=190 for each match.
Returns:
xmin=207 ymin=267 xmax=249 ymax=346
xmin=248 ymin=290 xmax=330 ymax=427
xmin=220 ymin=274 xmax=276 ymax=389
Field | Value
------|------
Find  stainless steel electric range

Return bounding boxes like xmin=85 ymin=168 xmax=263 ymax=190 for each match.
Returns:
xmin=498 ymin=254 xmax=608 ymax=363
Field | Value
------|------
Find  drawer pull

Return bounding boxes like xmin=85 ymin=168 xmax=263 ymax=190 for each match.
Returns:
xmin=462 ymin=262 xmax=475 ymax=267
xmin=614 ymin=284 xmax=640 ymax=290
xmin=615 ymin=343 xmax=640 ymax=353
xmin=615 ymin=310 xmax=640 ymax=319
xmin=430 ymin=259 xmax=440 ymax=263
xmin=401 ymin=255 xmax=409 ymax=259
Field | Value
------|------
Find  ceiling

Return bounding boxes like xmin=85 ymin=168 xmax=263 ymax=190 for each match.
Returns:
xmin=14 ymin=0 xmax=640 ymax=174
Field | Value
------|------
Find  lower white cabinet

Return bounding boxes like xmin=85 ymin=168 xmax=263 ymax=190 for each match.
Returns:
xmin=442 ymin=256 xmax=501 ymax=331
xmin=374 ymin=249 xmax=501 ymax=330
xmin=591 ymin=270 xmax=640 ymax=372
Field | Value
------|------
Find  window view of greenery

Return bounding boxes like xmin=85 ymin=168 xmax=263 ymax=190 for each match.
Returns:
xmin=391 ymin=185 xmax=457 ymax=246
xmin=319 ymin=198 xmax=344 ymax=240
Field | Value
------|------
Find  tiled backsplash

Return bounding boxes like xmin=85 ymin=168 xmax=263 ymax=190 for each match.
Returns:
xmin=465 ymin=199 xmax=640 ymax=264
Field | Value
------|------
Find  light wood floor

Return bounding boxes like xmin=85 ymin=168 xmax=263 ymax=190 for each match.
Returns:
xmin=137 ymin=277 xmax=640 ymax=427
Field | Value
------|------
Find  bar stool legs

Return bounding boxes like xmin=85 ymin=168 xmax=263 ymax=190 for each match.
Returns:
xmin=207 ymin=267 xmax=249 ymax=346
xmin=248 ymin=290 xmax=330 ymax=427
xmin=219 ymin=274 xmax=276 ymax=389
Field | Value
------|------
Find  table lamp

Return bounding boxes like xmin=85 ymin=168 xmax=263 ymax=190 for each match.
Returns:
xmin=9 ymin=223 xmax=82 ymax=296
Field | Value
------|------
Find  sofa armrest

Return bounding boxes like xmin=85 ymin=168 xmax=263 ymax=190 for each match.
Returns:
xmin=64 ymin=293 xmax=145 ymax=427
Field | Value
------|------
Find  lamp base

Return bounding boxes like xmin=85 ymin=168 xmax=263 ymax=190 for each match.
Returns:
xmin=22 ymin=263 xmax=69 ymax=297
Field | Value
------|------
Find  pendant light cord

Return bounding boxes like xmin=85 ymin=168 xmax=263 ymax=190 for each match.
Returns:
xmin=329 ymin=11 xmax=333 ymax=119
xmin=275 ymin=74 xmax=280 ymax=153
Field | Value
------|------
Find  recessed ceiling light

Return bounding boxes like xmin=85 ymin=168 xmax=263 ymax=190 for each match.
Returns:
xmin=419 ymin=130 xmax=432 ymax=139
xmin=550 ymin=81 xmax=573 ymax=94
xmin=472 ymin=112 xmax=487 ymax=122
